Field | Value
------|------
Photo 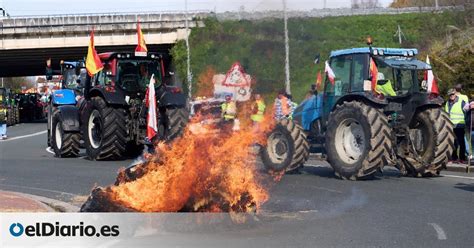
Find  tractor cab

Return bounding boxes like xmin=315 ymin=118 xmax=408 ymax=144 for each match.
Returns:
xmin=90 ymin=52 xmax=167 ymax=98
xmin=60 ymin=61 xmax=87 ymax=90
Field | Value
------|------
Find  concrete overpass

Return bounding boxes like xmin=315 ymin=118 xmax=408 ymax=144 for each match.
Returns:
xmin=0 ymin=11 xmax=209 ymax=77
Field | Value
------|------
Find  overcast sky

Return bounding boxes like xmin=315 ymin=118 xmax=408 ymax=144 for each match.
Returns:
xmin=1 ymin=0 xmax=394 ymax=16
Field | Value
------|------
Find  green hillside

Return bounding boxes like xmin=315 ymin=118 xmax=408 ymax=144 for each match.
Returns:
xmin=171 ymin=10 xmax=472 ymax=102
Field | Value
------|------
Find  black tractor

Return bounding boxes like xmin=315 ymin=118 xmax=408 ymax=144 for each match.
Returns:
xmin=51 ymin=52 xmax=188 ymax=160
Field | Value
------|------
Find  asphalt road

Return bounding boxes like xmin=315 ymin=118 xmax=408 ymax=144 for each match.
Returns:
xmin=1 ymin=122 xmax=473 ymax=247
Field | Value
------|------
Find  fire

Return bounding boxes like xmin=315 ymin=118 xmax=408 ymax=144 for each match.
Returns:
xmin=89 ymin=115 xmax=276 ymax=213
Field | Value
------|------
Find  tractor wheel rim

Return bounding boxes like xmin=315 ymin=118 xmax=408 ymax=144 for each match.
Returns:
xmin=55 ymin=123 xmax=62 ymax=149
xmin=88 ymin=110 xmax=102 ymax=149
xmin=267 ymin=132 xmax=289 ymax=163
xmin=335 ymin=119 xmax=365 ymax=164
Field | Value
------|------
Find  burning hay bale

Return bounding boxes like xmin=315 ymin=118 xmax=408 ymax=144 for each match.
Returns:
xmin=81 ymin=119 xmax=276 ymax=213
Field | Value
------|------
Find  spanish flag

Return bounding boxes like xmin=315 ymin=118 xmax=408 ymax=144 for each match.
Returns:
xmin=369 ymin=58 xmax=378 ymax=92
xmin=85 ymin=30 xmax=103 ymax=76
xmin=135 ymin=20 xmax=148 ymax=56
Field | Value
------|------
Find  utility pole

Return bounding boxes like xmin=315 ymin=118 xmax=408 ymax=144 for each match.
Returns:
xmin=185 ymin=0 xmax=193 ymax=100
xmin=435 ymin=0 xmax=439 ymax=10
xmin=283 ymin=0 xmax=291 ymax=95
xmin=1 ymin=78 xmax=3 ymax=88
xmin=323 ymin=0 xmax=327 ymax=9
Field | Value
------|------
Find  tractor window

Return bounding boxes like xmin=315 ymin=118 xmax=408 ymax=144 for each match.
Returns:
xmin=352 ymin=54 xmax=369 ymax=92
xmin=328 ymin=55 xmax=352 ymax=96
xmin=95 ymin=65 xmax=113 ymax=87
xmin=395 ymin=69 xmax=413 ymax=93
xmin=117 ymin=60 xmax=161 ymax=92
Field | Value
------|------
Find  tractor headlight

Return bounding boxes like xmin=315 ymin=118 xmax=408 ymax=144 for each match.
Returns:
xmin=379 ymin=49 xmax=384 ymax=56
xmin=150 ymin=54 xmax=156 ymax=59
xmin=373 ymin=50 xmax=379 ymax=56
xmin=117 ymin=54 xmax=122 ymax=58
xmin=126 ymin=54 xmax=131 ymax=58
xmin=408 ymin=50 xmax=414 ymax=57
xmin=403 ymin=51 xmax=409 ymax=57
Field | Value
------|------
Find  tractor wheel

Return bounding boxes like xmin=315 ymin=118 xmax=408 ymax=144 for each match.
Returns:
xmin=163 ymin=107 xmax=189 ymax=141
xmin=84 ymin=97 xmax=127 ymax=160
xmin=400 ymin=108 xmax=454 ymax=177
xmin=261 ymin=119 xmax=310 ymax=173
xmin=286 ymin=122 xmax=310 ymax=172
xmin=325 ymin=101 xmax=392 ymax=180
xmin=51 ymin=110 xmax=80 ymax=158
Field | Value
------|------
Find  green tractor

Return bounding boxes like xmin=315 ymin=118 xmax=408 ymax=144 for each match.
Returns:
xmin=293 ymin=43 xmax=455 ymax=180
xmin=0 ymin=88 xmax=19 ymax=126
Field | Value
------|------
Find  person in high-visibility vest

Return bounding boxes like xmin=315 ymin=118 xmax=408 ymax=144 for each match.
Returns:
xmin=375 ymin=73 xmax=396 ymax=97
xmin=455 ymin=83 xmax=470 ymax=158
xmin=221 ymin=94 xmax=237 ymax=121
xmin=445 ymin=88 xmax=467 ymax=163
xmin=251 ymin=94 xmax=266 ymax=123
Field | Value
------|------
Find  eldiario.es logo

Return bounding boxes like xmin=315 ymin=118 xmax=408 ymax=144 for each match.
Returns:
xmin=9 ymin=222 xmax=119 ymax=237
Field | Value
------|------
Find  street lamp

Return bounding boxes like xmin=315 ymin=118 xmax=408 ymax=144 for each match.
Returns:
xmin=283 ymin=0 xmax=291 ymax=95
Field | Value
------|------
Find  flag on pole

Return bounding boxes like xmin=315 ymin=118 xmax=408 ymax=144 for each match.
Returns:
xmin=425 ymin=56 xmax=439 ymax=95
xmin=85 ymin=30 xmax=103 ymax=76
xmin=146 ymin=74 xmax=158 ymax=141
xmin=369 ymin=58 xmax=379 ymax=92
xmin=316 ymin=70 xmax=323 ymax=90
xmin=135 ymin=19 xmax=148 ymax=57
xmin=325 ymin=61 xmax=335 ymax=85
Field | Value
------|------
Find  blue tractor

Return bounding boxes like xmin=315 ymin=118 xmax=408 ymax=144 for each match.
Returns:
xmin=47 ymin=61 xmax=85 ymax=157
xmin=293 ymin=43 xmax=455 ymax=180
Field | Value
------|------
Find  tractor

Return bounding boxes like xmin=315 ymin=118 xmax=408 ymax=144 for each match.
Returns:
xmin=48 ymin=52 xmax=188 ymax=159
xmin=0 ymin=88 xmax=20 ymax=126
xmin=293 ymin=43 xmax=455 ymax=180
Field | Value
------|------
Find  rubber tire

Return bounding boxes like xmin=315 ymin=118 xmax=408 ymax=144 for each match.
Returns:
xmin=51 ymin=110 xmax=80 ymax=158
xmin=163 ymin=107 xmax=189 ymax=141
xmin=84 ymin=97 xmax=127 ymax=160
xmin=261 ymin=119 xmax=309 ymax=172
xmin=325 ymin=101 xmax=392 ymax=180
xmin=401 ymin=108 xmax=455 ymax=177
xmin=285 ymin=121 xmax=310 ymax=172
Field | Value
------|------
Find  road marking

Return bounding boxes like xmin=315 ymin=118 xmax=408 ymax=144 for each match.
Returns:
xmin=0 ymin=130 xmax=47 ymax=142
xmin=442 ymin=175 xmax=474 ymax=180
xmin=428 ymin=223 xmax=447 ymax=240
xmin=0 ymin=183 xmax=78 ymax=197
xmin=46 ymin=147 xmax=55 ymax=154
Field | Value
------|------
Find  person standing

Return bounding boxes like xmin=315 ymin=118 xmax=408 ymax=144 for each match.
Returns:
xmin=0 ymin=94 xmax=7 ymax=140
xmin=220 ymin=94 xmax=237 ymax=131
xmin=463 ymin=99 xmax=474 ymax=160
xmin=251 ymin=94 xmax=266 ymax=126
xmin=455 ymin=83 xmax=470 ymax=158
xmin=445 ymin=88 xmax=467 ymax=163
xmin=273 ymin=90 xmax=293 ymax=121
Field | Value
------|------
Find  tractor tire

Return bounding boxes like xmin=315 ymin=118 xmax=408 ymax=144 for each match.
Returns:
xmin=51 ymin=110 xmax=80 ymax=158
xmin=400 ymin=108 xmax=455 ymax=177
xmin=84 ymin=97 xmax=127 ymax=160
xmin=261 ymin=119 xmax=310 ymax=173
xmin=285 ymin=122 xmax=310 ymax=172
xmin=325 ymin=101 xmax=392 ymax=180
xmin=163 ymin=107 xmax=189 ymax=141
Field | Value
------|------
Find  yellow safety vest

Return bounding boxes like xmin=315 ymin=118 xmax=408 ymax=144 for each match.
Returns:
xmin=376 ymin=80 xmax=397 ymax=97
xmin=251 ymin=100 xmax=266 ymax=122
xmin=459 ymin=94 xmax=469 ymax=103
xmin=221 ymin=101 xmax=237 ymax=120
xmin=445 ymin=98 xmax=465 ymax=125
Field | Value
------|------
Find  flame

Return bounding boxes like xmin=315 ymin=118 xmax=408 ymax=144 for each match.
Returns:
xmin=106 ymin=114 xmax=276 ymax=213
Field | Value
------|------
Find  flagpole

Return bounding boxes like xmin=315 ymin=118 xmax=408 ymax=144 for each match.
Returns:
xmin=185 ymin=0 xmax=193 ymax=100
xmin=283 ymin=0 xmax=291 ymax=95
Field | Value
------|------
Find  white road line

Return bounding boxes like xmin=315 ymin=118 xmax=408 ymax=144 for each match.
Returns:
xmin=46 ymin=147 xmax=55 ymax=154
xmin=442 ymin=175 xmax=474 ymax=180
xmin=428 ymin=223 xmax=447 ymax=240
xmin=0 ymin=183 xmax=78 ymax=197
xmin=0 ymin=130 xmax=47 ymax=142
